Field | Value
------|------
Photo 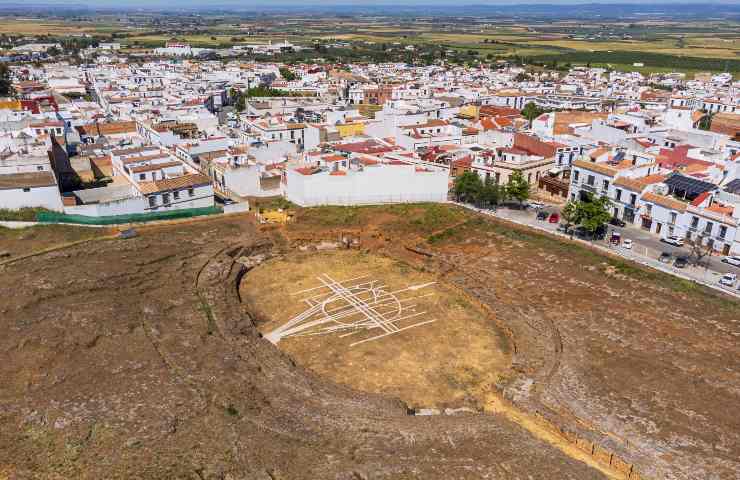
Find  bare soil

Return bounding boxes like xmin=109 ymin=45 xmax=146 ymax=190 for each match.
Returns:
xmin=1 ymin=204 xmax=737 ymax=480
xmin=0 ymin=225 xmax=111 ymax=257
xmin=0 ymin=213 xmax=609 ymax=480
xmin=243 ymin=250 xmax=512 ymax=409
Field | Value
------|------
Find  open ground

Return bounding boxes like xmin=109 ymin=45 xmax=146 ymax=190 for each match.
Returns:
xmin=3 ymin=15 xmax=740 ymax=74
xmin=0 ymin=204 xmax=738 ymax=479
xmin=243 ymin=250 xmax=512 ymax=409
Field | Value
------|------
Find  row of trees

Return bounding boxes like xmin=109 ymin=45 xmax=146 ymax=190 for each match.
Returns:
xmin=452 ymin=171 xmax=530 ymax=208
xmin=230 ymin=86 xmax=307 ymax=112
xmin=454 ymin=171 xmax=613 ymax=240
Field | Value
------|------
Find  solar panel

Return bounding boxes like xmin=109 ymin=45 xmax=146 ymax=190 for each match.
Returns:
xmin=664 ymin=174 xmax=716 ymax=198
xmin=725 ymin=178 xmax=740 ymax=194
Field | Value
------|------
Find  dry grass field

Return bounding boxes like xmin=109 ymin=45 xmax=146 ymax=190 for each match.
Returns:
xmin=1 ymin=204 xmax=738 ymax=479
xmin=243 ymin=250 xmax=512 ymax=409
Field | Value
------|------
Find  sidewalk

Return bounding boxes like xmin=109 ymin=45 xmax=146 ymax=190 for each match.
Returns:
xmin=453 ymin=202 xmax=740 ymax=299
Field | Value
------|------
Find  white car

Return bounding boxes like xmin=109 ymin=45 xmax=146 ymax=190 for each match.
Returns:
xmin=719 ymin=273 xmax=737 ymax=287
xmin=721 ymin=255 xmax=740 ymax=267
xmin=622 ymin=238 xmax=633 ymax=249
xmin=661 ymin=236 xmax=685 ymax=247
xmin=527 ymin=201 xmax=545 ymax=210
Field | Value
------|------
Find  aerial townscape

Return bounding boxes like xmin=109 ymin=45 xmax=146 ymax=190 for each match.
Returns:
xmin=0 ymin=3 xmax=739 ymax=480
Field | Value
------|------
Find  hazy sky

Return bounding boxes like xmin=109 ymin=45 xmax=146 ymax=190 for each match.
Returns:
xmin=14 ymin=0 xmax=740 ymax=4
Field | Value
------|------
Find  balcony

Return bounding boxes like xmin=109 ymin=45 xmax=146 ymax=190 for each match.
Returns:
xmin=581 ymin=184 xmax=597 ymax=194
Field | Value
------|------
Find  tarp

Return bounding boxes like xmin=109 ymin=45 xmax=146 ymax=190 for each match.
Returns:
xmin=37 ymin=206 xmax=222 ymax=225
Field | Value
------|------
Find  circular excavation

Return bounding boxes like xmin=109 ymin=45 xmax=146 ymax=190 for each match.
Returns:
xmin=241 ymin=249 xmax=513 ymax=409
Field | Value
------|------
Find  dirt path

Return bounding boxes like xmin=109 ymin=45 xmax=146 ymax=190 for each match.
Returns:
xmin=484 ymin=393 xmax=623 ymax=480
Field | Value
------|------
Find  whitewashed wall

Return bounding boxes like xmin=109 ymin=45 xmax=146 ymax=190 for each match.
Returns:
xmin=0 ymin=185 xmax=63 ymax=211
xmin=286 ymin=164 xmax=448 ymax=206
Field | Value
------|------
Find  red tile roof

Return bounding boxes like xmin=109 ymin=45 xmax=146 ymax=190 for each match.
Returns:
xmin=691 ymin=191 xmax=711 ymax=207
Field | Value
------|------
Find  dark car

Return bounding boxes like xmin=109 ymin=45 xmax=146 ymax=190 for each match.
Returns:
xmin=537 ymin=211 xmax=549 ymax=221
xmin=609 ymin=217 xmax=626 ymax=227
xmin=659 ymin=252 xmax=672 ymax=263
xmin=674 ymin=256 xmax=689 ymax=268
xmin=574 ymin=224 xmax=608 ymax=241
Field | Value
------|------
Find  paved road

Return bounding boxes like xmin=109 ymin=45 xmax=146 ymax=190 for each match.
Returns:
xmin=489 ymin=204 xmax=740 ymax=295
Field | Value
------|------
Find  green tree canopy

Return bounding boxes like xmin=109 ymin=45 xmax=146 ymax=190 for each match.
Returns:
xmin=576 ymin=194 xmax=612 ymax=237
xmin=521 ymin=101 xmax=548 ymax=123
xmin=279 ymin=67 xmax=297 ymax=81
xmin=480 ymin=175 xmax=505 ymax=208
xmin=505 ymin=171 xmax=530 ymax=207
xmin=452 ymin=171 xmax=483 ymax=204
xmin=0 ymin=63 xmax=12 ymax=97
xmin=560 ymin=200 xmax=580 ymax=232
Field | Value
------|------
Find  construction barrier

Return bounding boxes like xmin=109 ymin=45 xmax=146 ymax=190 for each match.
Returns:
xmin=36 ymin=206 xmax=222 ymax=225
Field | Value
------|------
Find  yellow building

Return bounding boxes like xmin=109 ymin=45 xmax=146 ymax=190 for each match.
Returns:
xmin=0 ymin=99 xmax=22 ymax=111
xmin=336 ymin=122 xmax=365 ymax=138
xmin=458 ymin=105 xmax=479 ymax=120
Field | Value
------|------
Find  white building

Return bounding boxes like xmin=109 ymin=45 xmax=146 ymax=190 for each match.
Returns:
xmin=0 ymin=171 xmax=63 ymax=211
xmin=285 ymin=156 xmax=448 ymax=206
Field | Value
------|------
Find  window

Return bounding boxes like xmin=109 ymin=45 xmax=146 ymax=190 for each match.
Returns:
xmin=615 ymin=189 xmax=622 ymax=201
xmin=37 ymin=165 xmax=44 ymax=171
xmin=719 ymin=225 xmax=727 ymax=239
xmin=630 ymin=193 xmax=637 ymax=207
xmin=670 ymin=212 xmax=677 ymax=224
xmin=139 ymin=173 xmax=146 ymax=180
xmin=691 ymin=216 xmax=699 ymax=229
xmin=173 ymin=190 xmax=180 ymax=200
xmin=148 ymin=196 xmax=157 ymax=207
xmin=188 ymin=187 xmax=195 ymax=197
xmin=586 ymin=175 xmax=595 ymax=186
xmin=22 ymin=187 xmax=30 ymax=192
xmin=163 ymin=193 xmax=170 ymax=205
xmin=602 ymin=179 xmax=609 ymax=191
xmin=573 ymin=170 xmax=579 ymax=182
xmin=704 ymin=221 xmax=713 ymax=234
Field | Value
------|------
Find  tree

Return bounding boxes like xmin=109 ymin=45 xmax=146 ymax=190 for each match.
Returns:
xmin=689 ymin=234 xmax=713 ymax=266
xmin=698 ymin=112 xmax=712 ymax=131
xmin=521 ymin=101 xmax=546 ymax=123
xmin=452 ymin=171 xmax=483 ymax=204
xmin=0 ymin=63 xmax=12 ymax=97
xmin=576 ymin=194 xmax=611 ymax=240
xmin=560 ymin=200 xmax=580 ymax=233
xmin=279 ymin=67 xmax=297 ymax=81
xmin=506 ymin=171 xmax=530 ymax=208
xmin=480 ymin=175 xmax=504 ymax=209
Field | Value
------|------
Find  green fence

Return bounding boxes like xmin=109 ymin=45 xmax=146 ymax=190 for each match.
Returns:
xmin=37 ymin=206 xmax=222 ymax=225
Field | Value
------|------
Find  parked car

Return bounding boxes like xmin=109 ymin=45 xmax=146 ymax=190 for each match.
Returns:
xmin=661 ymin=236 xmax=685 ymax=247
xmin=622 ymin=238 xmax=633 ymax=249
xmin=548 ymin=212 xmax=560 ymax=223
xmin=609 ymin=231 xmax=621 ymax=245
xmin=574 ymin=224 xmax=607 ymax=241
xmin=721 ymin=255 xmax=740 ymax=267
xmin=719 ymin=273 xmax=737 ymax=287
xmin=527 ymin=201 xmax=545 ymax=210
xmin=609 ymin=217 xmax=626 ymax=227
xmin=557 ymin=223 xmax=569 ymax=233
xmin=536 ymin=211 xmax=549 ymax=221
xmin=659 ymin=252 xmax=672 ymax=263
xmin=674 ymin=256 xmax=689 ymax=268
